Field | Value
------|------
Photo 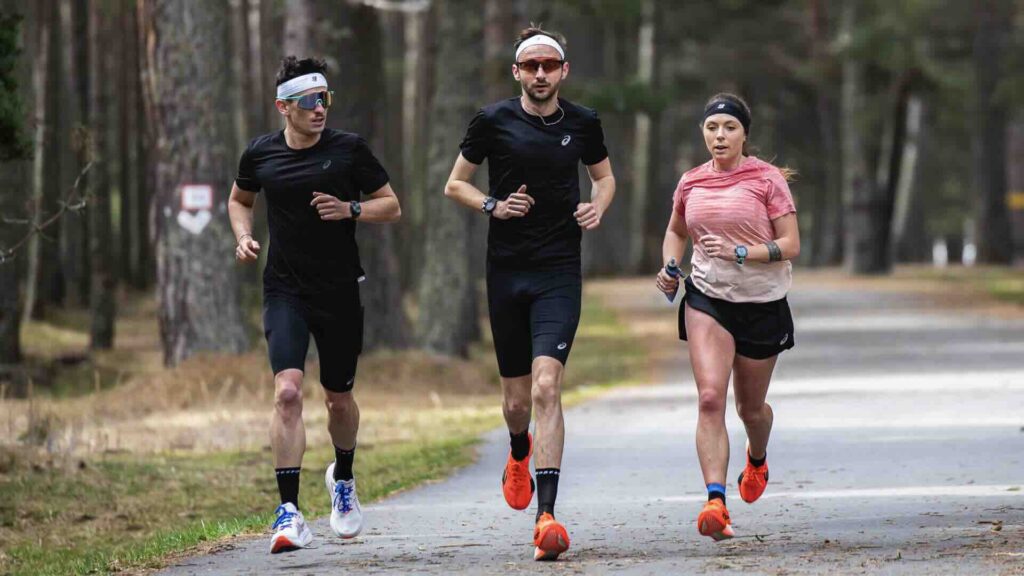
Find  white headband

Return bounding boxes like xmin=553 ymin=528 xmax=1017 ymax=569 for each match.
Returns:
xmin=276 ymin=73 xmax=329 ymax=99
xmin=514 ymin=35 xmax=565 ymax=61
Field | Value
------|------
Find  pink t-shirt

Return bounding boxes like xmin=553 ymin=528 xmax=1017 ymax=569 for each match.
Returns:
xmin=673 ymin=156 xmax=796 ymax=303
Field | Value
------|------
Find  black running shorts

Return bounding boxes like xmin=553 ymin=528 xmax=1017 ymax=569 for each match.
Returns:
xmin=679 ymin=276 xmax=795 ymax=360
xmin=263 ymin=283 xmax=363 ymax=393
xmin=486 ymin=264 xmax=582 ymax=378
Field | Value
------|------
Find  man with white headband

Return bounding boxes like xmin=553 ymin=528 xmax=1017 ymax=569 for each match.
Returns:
xmin=443 ymin=25 xmax=616 ymax=561
xmin=227 ymin=56 xmax=401 ymax=554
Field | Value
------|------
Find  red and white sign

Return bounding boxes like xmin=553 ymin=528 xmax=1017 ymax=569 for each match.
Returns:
xmin=181 ymin=184 xmax=214 ymax=211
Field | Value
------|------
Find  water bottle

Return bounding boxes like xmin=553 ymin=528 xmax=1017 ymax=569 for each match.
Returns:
xmin=664 ymin=258 xmax=682 ymax=303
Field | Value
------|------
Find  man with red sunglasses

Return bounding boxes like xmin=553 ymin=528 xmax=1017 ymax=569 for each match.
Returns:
xmin=443 ymin=26 xmax=616 ymax=561
xmin=227 ymin=56 xmax=401 ymax=554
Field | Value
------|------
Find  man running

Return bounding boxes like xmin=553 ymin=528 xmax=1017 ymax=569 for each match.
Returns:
xmin=443 ymin=26 xmax=616 ymax=561
xmin=228 ymin=56 xmax=401 ymax=554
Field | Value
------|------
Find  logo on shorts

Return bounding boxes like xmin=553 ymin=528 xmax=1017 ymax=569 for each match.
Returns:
xmin=557 ymin=342 xmax=568 ymax=350
xmin=561 ymin=135 xmax=571 ymax=146
xmin=322 ymin=159 xmax=332 ymax=170
xmin=779 ymin=334 xmax=789 ymax=345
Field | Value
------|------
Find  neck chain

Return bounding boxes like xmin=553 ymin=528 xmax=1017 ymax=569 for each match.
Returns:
xmin=522 ymin=100 xmax=565 ymax=126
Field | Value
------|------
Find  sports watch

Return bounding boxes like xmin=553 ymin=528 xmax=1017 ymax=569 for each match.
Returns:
xmin=481 ymin=196 xmax=497 ymax=215
xmin=735 ymin=245 xmax=748 ymax=266
xmin=349 ymin=201 xmax=362 ymax=219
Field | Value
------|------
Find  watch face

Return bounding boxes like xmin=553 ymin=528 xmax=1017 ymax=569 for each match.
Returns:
xmin=484 ymin=198 xmax=497 ymax=212
xmin=737 ymin=246 xmax=748 ymax=257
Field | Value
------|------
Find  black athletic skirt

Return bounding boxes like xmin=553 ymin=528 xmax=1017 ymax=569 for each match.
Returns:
xmin=679 ymin=276 xmax=795 ymax=360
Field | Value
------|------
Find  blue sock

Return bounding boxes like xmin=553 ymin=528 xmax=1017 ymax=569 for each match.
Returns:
xmin=706 ymin=482 xmax=726 ymax=504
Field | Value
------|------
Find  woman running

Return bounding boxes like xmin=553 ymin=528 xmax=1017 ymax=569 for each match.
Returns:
xmin=655 ymin=93 xmax=800 ymax=541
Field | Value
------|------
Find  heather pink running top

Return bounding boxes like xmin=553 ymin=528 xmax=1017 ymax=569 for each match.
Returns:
xmin=673 ymin=156 xmax=796 ymax=303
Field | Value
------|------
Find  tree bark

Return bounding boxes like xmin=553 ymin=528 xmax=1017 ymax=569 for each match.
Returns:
xmin=61 ymin=0 xmax=89 ymax=307
xmin=628 ymin=0 xmax=654 ymax=273
xmin=892 ymin=95 xmax=928 ymax=262
xmin=21 ymin=0 xmax=52 ymax=325
xmin=840 ymin=0 xmax=882 ymax=274
xmin=416 ymin=0 xmax=480 ymax=357
xmin=141 ymin=0 xmax=249 ymax=366
xmin=88 ymin=0 xmax=116 ymax=349
xmin=971 ymin=0 xmax=1013 ymax=264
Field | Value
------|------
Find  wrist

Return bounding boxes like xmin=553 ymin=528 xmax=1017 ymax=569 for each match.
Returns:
xmin=237 ymin=232 xmax=252 ymax=244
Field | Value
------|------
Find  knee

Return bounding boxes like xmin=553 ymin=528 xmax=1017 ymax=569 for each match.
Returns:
xmin=736 ymin=400 xmax=767 ymax=424
xmin=324 ymin=392 xmax=356 ymax=419
xmin=531 ymin=371 xmax=561 ymax=409
xmin=504 ymin=396 xmax=531 ymax=420
xmin=697 ymin=388 xmax=726 ymax=416
xmin=274 ymin=377 xmax=303 ymax=419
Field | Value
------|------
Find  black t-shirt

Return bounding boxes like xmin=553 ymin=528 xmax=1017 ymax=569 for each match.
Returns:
xmin=460 ymin=97 xmax=608 ymax=269
xmin=236 ymin=129 xmax=389 ymax=296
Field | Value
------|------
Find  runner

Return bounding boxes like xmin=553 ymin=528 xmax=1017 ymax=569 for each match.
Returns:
xmin=227 ymin=56 xmax=402 ymax=553
xmin=655 ymin=93 xmax=799 ymax=541
xmin=442 ymin=26 xmax=616 ymax=560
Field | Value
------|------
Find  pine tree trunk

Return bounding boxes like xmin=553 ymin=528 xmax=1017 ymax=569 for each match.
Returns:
xmin=971 ymin=0 xmax=1013 ymax=264
xmin=62 ymin=0 xmax=89 ymax=308
xmin=88 ymin=0 xmax=116 ymax=349
xmin=21 ymin=0 xmax=52 ymax=325
xmin=416 ymin=0 xmax=481 ymax=357
xmin=141 ymin=0 xmax=249 ymax=366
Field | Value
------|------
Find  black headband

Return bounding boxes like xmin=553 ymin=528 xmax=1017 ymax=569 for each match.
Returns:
xmin=703 ymin=100 xmax=751 ymax=133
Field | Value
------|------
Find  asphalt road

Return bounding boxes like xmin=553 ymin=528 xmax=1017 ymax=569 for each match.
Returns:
xmin=159 ymin=280 xmax=1024 ymax=575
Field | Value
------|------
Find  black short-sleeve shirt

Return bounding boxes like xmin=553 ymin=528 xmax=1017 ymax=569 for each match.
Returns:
xmin=459 ymin=97 xmax=608 ymax=269
xmin=235 ymin=129 xmax=389 ymax=296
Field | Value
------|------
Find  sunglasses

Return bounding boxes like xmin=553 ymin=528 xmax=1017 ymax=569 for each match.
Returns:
xmin=278 ymin=90 xmax=333 ymax=110
xmin=516 ymin=59 xmax=564 ymax=74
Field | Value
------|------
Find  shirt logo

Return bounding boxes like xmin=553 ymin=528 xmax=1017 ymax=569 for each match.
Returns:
xmin=557 ymin=342 xmax=568 ymax=350
xmin=561 ymin=135 xmax=571 ymax=146
xmin=780 ymin=334 xmax=789 ymax=345
xmin=322 ymin=160 xmax=332 ymax=170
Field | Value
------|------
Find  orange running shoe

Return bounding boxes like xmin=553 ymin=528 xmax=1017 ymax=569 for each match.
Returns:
xmin=501 ymin=433 xmax=534 ymax=510
xmin=533 ymin=512 xmax=570 ymax=561
xmin=697 ymin=499 xmax=735 ymax=541
xmin=738 ymin=451 xmax=769 ymax=504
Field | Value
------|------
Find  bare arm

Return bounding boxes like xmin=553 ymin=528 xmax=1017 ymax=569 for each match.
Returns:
xmin=444 ymin=153 xmax=534 ymax=219
xmin=309 ymin=182 xmax=402 ymax=223
xmin=700 ymin=212 xmax=801 ymax=263
xmin=575 ymin=158 xmax=616 ymax=230
xmin=228 ymin=183 xmax=261 ymax=262
xmin=656 ymin=208 xmax=689 ymax=296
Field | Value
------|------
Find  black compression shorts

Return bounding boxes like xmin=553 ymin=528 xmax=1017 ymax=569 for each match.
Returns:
xmin=486 ymin=263 xmax=582 ymax=378
xmin=263 ymin=283 xmax=363 ymax=393
xmin=679 ymin=276 xmax=795 ymax=360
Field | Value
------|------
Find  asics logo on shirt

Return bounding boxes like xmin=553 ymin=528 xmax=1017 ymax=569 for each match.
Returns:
xmin=322 ymin=160 xmax=332 ymax=170
xmin=779 ymin=334 xmax=789 ymax=345
xmin=561 ymin=135 xmax=571 ymax=146
xmin=557 ymin=342 xmax=568 ymax=350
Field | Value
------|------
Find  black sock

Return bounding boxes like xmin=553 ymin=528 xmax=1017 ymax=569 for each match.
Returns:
xmin=509 ymin=430 xmax=530 ymax=461
xmin=334 ymin=445 xmax=355 ymax=481
xmin=275 ymin=467 xmax=301 ymax=507
xmin=536 ymin=468 xmax=560 ymax=520
xmin=748 ymin=451 xmax=766 ymax=467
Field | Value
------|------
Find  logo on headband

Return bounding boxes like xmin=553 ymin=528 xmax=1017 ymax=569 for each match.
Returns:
xmin=717 ymin=103 xmax=725 ymax=109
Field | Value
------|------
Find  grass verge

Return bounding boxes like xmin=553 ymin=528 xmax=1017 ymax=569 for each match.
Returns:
xmin=0 ymin=286 xmax=644 ymax=576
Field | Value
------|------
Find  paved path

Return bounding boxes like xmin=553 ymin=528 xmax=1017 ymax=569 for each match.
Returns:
xmin=161 ymin=280 xmax=1024 ymax=575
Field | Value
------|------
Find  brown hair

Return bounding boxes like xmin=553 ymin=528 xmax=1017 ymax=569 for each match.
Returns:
xmin=703 ymin=92 xmax=796 ymax=181
xmin=513 ymin=24 xmax=567 ymax=57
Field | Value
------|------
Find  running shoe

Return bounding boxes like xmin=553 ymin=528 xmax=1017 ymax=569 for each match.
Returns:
xmin=533 ymin=512 xmax=570 ymax=561
xmin=738 ymin=446 xmax=769 ymax=504
xmin=697 ymin=499 xmax=735 ymax=541
xmin=269 ymin=502 xmax=313 ymax=553
xmin=501 ymin=433 xmax=535 ymax=510
xmin=325 ymin=462 xmax=363 ymax=538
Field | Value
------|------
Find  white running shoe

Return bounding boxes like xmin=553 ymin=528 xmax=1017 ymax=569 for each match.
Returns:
xmin=269 ymin=502 xmax=313 ymax=554
xmin=325 ymin=462 xmax=363 ymax=538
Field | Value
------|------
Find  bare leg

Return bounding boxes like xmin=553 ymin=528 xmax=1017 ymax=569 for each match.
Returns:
xmin=324 ymin=389 xmax=359 ymax=451
xmin=685 ymin=304 xmax=736 ymax=487
xmin=531 ymin=357 xmax=566 ymax=468
xmin=501 ymin=374 xmax=533 ymax=435
xmin=732 ymin=354 xmax=777 ymax=460
xmin=271 ymin=369 xmax=305 ymax=468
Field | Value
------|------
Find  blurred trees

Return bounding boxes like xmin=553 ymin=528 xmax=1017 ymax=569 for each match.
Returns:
xmin=0 ymin=0 xmax=1021 ymax=374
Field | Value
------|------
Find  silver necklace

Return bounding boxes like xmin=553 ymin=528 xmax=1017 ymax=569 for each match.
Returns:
xmin=523 ymin=102 xmax=565 ymax=126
